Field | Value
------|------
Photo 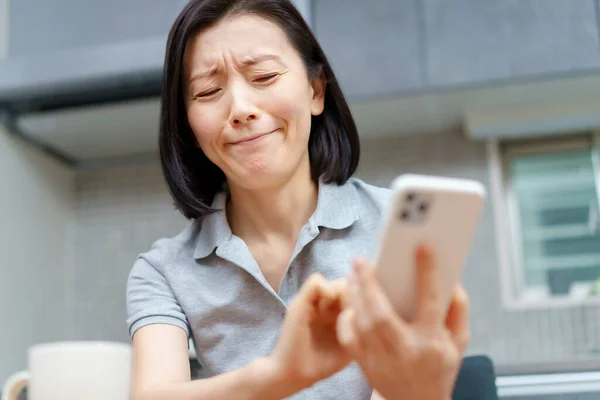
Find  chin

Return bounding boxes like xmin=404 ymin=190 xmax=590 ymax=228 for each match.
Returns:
xmin=227 ymin=147 xmax=310 ymax=191
xmin=235 ymin=162 xmax=298 ymax=191
xmin=241 ymin=172 xmax=289 ymax=190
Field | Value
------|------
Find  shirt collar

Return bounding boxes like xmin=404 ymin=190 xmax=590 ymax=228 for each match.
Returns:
xmin=192 ymin=192 xmax=231 ymax=260
xmin=311 ymin=179 xmax=359 ymax=230
xmin=193 ymin=179 xmax=359 ymax=260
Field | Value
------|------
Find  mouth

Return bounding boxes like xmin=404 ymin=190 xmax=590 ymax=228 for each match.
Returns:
xmin=231 ymin=129 xmax=277 ymax=145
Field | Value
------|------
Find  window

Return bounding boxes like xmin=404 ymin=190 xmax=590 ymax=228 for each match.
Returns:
xmin=492 ymin=133 xmax=600 ymax=307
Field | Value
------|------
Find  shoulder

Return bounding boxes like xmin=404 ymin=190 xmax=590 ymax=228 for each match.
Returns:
xmin=132 ymin=219 xmax=203 ymax=275
xmin=347 ymin=177 xmax=393 ymax=215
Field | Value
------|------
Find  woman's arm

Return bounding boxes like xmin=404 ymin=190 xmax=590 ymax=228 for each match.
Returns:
xmin=131 ymin=273 xmax=352 ymax=400
xmin=127 ymin=256 xmax=303 ymax=400
xmin=131 ymin=324 xmax=297 ymax=400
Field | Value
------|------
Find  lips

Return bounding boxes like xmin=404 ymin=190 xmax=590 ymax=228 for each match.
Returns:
xmin=231 ymin=129 xmax=277 ymax=145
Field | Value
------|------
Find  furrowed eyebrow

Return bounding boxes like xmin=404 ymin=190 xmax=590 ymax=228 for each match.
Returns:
xmin=239 ymin=54 xmax=284 ymax=67
xmin=189 ymin=65 xmax=219 ymax=82
xmin=188 ymin=54 xmax=284 ymax=83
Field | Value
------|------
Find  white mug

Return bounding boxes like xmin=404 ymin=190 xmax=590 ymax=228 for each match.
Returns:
xmin=1 ymin=341 xmax=132 ymax=400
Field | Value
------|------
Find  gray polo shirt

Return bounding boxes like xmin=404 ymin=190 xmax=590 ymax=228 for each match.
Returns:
xmin=126 ymin=178 xmax=392 ymax=399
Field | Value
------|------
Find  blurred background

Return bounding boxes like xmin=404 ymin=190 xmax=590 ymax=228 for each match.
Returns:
xmin=2 ymin=0 xmax=600 ymax=398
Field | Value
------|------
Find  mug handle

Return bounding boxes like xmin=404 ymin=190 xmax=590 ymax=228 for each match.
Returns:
xmin=1 ymin=371 xmax=29 ymax=400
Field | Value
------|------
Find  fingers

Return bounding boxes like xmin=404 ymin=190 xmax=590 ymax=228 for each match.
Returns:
xmin=293 ymin=273 xmax=329 ymax=322
xmin=415 ymin=245 xmax=444 ymax=328
xmin=318 ymin=278 xmax=348 ymax=317
xmin=317 ymin=289 xmax=342 ymax=320
xmin=337 ymin=307 xmax=381 ymax=371
xmin=445 ymin=286 xmax=471 ymax=353
xmin=336 ymin=308 xmax=361 ymax=356
xmin=348 ymin=257 xmax=407 ymax=350
xmin=297 ymin=273 xmax=328 ymax=304
xmin=347 ymin=259 xmax=369 ymax=330
xmin=295 ymin=274 xmax=346 ymax=323
xmin=328 ymin=278 xmax=350 ymax=309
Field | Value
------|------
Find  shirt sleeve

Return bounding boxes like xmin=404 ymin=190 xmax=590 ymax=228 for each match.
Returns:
xmin=126 ymin=256 xmax=190 ymax=338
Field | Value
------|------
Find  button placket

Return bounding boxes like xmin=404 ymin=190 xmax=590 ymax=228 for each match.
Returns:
xmin=278 ymin=263 xmax=294 ymax=306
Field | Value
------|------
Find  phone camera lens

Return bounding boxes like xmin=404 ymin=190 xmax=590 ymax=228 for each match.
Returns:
xmin=405 ymin=192 xmax=415 ymax=202
xmin=400 ymin=210 xmax=410 ymax=221
xmin=418 ymin=202 xmax=429 ymax=213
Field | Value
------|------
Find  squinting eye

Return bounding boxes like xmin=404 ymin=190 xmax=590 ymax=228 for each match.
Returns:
xmin=254 ymin=74 xmax=278 ymax=83
xmin=195 ymin=89 xmax=220 ymax=99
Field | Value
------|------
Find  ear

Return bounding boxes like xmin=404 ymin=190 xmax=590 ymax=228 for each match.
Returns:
xmin=310 ymin=73 xmax=326 ymax=116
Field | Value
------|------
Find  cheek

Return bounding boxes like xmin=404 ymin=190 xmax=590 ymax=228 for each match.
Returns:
xmin=187 ymin=106 xmax=221 ymax=149
xmin=267 ymin=90 xmax=312 ymax=133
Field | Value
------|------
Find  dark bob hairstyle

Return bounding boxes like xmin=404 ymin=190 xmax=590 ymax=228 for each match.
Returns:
xmin=159 ymin=0 xmax=360 ymax=220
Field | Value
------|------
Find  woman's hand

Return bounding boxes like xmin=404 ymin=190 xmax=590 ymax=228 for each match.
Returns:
xmin=336 ymin=246 xmax=471 ymax=400
xmin=267 ymin=273 xmax=351 ymax=392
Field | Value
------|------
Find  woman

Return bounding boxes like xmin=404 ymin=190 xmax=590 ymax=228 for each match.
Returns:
xmin=126 ymin=0 xmax=471 ymax=399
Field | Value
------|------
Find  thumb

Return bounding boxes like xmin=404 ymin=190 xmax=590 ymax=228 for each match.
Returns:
xmin=336 ymin=308 xmax=363 ymax=360
xmin=289 ymin=273 xmax=330 ymax=322
xmin=297 ymin=273 xmax=328 ymax=303
xmin=445 ymin=286 xmax=471 ymax=353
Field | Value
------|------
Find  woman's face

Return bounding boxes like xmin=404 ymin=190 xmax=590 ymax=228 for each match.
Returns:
xmin=184 ymin=14 xmax=325 ymax=190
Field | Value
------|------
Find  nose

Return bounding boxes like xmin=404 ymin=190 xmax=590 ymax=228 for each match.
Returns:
xmin=228 ymin=82 xmax=259 ymax=126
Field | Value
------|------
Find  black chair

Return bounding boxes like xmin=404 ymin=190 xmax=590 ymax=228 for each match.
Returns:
xmin=453 ymin=355 xmax=498 ymax=400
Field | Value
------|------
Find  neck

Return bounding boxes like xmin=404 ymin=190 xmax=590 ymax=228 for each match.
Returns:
xmin=226 ymin=160 xmax=318 ymax=244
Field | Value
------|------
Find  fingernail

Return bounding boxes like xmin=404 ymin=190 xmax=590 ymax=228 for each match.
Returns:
xmin=337 ymin=310 xmax=354 ymax=346
xmin=338 ymin=321 xmax=352 ymax=346
xmin=349 ymin=267 xmax=358 ymax=286
xmin=353 ymin=258 xmax=366 ymax=276
xmin=417 ymin=244 xmax=429 ymax=261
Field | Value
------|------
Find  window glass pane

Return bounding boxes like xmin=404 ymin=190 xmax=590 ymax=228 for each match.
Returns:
xmin=509 ymin=148 xmax=600 ymax=297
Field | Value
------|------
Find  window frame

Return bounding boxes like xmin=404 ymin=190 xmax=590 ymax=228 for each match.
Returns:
xmin=488 ymin=132 xmax=600 ymax=309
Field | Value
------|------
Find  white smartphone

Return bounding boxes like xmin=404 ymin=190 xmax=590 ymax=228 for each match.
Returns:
xmin=373 ymin=174 xmax=486 ymax=322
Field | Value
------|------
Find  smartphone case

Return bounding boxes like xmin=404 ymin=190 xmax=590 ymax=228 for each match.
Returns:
xmin=373 ymin=174 xmax=487 ymax=322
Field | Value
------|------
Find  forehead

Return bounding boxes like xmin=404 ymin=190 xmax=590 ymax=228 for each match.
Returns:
xmin=185 ymin=14 xmax=295 ymax=67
